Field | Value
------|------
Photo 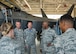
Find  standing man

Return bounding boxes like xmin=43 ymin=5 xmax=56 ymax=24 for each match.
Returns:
xmin=40 ymin=21 xmax=56 ymax=54
xmin=24 ymin=21 xmax=37 ymax=54
xmin=54 ymin=14 xmax=76 ymax=54
xmin=14 ymin=21 xmax=25 ymax=54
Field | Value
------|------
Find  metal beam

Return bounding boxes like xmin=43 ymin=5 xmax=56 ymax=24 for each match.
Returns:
xmin=0 ymin=2 xmax=10 ymax=8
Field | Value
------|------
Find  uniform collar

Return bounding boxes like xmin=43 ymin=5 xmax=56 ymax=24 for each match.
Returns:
xmin=45 ymin=27 xmax=51 ymax=31
xmin=65 ymin=28 xmax=75 ymax=33
xmin=15 ymin=28 xmax=22 ymax=31
xmin=15 ymin=28 xmax=20 ymax=30
xmin=2 ymin=36 xmax=12 ymax=40
xmin=27 ymin=28 xmax=33 ymax=30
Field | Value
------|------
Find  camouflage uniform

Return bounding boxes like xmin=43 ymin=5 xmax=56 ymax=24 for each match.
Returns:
xmin=14 ymin=28 xmax=25 ymax=54
xmin=0 ymin=32 xmax=2 ymax=39
xmin=0 ymin=36 xmax=21 ymax=54
xmin=54 ymin=28 xmax=76 ymax=54
xmin=40 ymin=27 xmax=56 ymax=54
xmin=24 ymin=28 xmax=37 ymax=54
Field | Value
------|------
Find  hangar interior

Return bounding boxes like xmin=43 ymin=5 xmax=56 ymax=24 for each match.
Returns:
xmin=0 ymin=0 xmax=76 ymax=54
xmin=0 ymin=0 xmax=76 ymax=27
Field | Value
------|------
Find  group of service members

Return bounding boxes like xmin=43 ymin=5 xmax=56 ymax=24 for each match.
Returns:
xmin=0 ymin=14 xmax=76 ymax=54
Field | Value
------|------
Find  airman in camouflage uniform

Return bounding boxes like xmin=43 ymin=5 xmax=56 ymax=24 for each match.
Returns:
xmin=0 ymin=23 xmax=22 ymax=54
xmin=40 ymin=21 xmax=56 ymax=54
xmin=24 ymin=21 xmax=37 ymax=54
xmin=14 ymin=21 xmax=25 ymax=54
xmin=54 ymin=14 xmax=76 ymax=54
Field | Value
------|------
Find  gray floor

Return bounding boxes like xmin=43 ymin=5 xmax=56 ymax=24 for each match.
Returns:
xmin=36 ymin=38 xmax=41 ymax=54
xmin=25 ymin=38 xmax=41 ymax=54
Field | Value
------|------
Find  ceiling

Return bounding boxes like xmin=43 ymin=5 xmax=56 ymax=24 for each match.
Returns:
xmin=0 ymin=0 xmax=76 ymax=14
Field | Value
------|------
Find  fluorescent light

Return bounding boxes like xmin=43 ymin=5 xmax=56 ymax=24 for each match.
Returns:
xmin=32 ymin=14 xmax=62 ymax=19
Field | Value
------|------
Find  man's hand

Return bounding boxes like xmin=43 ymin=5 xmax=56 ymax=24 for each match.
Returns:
xmin=40 ymin=49 xmax=42 ymax=53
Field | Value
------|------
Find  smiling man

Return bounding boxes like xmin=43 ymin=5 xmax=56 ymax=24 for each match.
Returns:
xmin=24 ymin=21 xmax=37 ymax=54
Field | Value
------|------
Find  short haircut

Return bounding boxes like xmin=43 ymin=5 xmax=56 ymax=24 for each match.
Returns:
xmin=28 ymin=21 xmax=33 ymax=24
xmin=43 ymin=21 xmax=49 ymax=26
xmin=59 ymin=14 xmax=74 ymax=25
xmin=16 ymin=20 xmax=21 ymax=23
